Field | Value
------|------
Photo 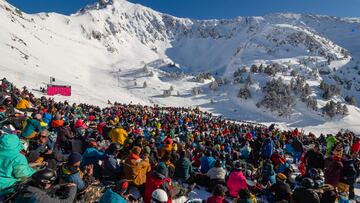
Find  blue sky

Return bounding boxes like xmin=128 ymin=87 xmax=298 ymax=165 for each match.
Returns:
xmin=7 ymin=0 xmax=360 ymax=19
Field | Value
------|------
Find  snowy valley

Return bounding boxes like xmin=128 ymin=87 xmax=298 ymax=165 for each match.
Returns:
xmin=1 ymin=0 xmax=360 ymax=134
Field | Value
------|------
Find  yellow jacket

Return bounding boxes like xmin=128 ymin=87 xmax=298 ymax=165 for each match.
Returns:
xmin=109 ymin=128 xmax=128 ymax=145
xmin=16 ymin=99 xmax=31 ymax=110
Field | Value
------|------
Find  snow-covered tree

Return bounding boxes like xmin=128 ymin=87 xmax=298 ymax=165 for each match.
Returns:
xmin=143 ymin=81 xmax=147 ymax=88
xmin=322 ymin=100 xmax=337 ymax=119
xmin=342 ymin=105 xmax=349 ymax=115
xmin=169 ymin=86 xmax=174 ymax=91
xmin=192 ymin=87 xmax=201 ymax=95
xmin=163 ymin=90 xmax=171 ymax=97
xmin=345 ymin=96 xmax=357 ymax=106
xmin=143 ymin=64 xmax=149 ymax=73
xmin=238 ymin=87 xmax=251 ymax=99
xmin=233 ymin=76 xmax=244 ymax=84
xmin=209 ymin=81 xmax=219 ymax=91
xmin=250 ymin=64 xmax=258 ymax=73
xmin=245 ymin=74 xmax=254 ymax=86
xmin=257 ymin=78 xmax=295 ymax=117
xmin=149 ymin=71 xmax=154 ymax=77
xmin=258 ymin=64 xmax=264 ymax=73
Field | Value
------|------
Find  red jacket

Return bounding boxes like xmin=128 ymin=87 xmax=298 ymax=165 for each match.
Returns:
xmin=144 ymin=172 xmax=172 ymax=203
xmin=351 ymin=140 xmax=360 ymax=154
xmin=207 ymin=196 xmax=229 ymax=203
xmin=97 ymin=122 xmax=106 ymax=136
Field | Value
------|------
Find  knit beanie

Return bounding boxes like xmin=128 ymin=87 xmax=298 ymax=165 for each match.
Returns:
xmin=155 ymin=162 xmax=168 ymax=177
xmin=276 ymin=173 xmax=287 ymax=181
xmin=68 ymin=152 xmax=82 ymax=165
xmin=132 ymin=146 xmax=142 ymax=155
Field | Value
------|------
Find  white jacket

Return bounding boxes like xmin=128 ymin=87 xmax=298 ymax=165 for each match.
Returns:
xmin=206 ymin=167 xmax=226 ymax=180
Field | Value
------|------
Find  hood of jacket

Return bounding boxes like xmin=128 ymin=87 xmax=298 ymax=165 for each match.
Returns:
xmin=0 ymin=134 xmax=24 ymax=152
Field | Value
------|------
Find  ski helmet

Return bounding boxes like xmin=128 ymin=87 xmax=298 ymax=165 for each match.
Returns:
xmin=151 ymin=189 xmax=168 ymax=203
xmin=31 ymin=168 xmax=57 ymax=188
xmin=301 ymin=177 xmax=315 ymax=188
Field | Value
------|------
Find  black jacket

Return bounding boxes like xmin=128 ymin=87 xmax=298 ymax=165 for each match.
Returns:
xmin=269 ymin=181 xmax=291 ymax=202
xmin=292 ymin=187 xmax=320 ymax=203
xmin=305 ymin=149 xmax=325 ymax=169
xmin=15 ymin=185 xmax=77 ymax=203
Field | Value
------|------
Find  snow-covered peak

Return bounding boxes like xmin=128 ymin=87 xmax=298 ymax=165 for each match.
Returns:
xmin=2 ymin=1 xmax=360 ymax=134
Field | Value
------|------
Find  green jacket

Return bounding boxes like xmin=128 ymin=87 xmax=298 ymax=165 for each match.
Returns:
xmin=0 ymin=134 xmax=34 ymax=192
xmin=326 ymin=136 xmax=337 ymax=156
xmin=21 ymin=119 xmax=42 ymax=138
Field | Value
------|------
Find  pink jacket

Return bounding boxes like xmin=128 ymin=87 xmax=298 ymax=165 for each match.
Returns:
xmin=226 ymin=170 xmax=248 ymax=198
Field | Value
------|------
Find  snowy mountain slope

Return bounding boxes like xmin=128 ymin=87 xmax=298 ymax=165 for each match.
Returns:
xmin=1 ymin=0 xmax=360 ymax=134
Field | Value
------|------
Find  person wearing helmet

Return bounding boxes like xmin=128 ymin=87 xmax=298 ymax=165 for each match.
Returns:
xmin=151 ymin=189 xmax=168 ymax=203
xmin=291 ymin=178 xmax=320 ymax=203
xmin=99 ymin=179 xmax=129 ymax=203
xmin=102 ymin=142 xmax=123 ymax=184
xmin=268 ymin=173 xmax=291 ymax=202
xmin=15 ymin=168 xmax=77 ymax=203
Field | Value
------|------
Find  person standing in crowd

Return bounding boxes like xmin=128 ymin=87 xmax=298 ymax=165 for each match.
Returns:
xmin=304 ymin=142 xmax=324 ymax=174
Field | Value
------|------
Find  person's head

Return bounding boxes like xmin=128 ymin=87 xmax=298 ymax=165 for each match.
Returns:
xmin=215 ymin=159 xmax=222 ymax=168
xmin=238 ymin=189 xmax=251 ymax=200
xmin=31 ymin=168 xmax=57 ymax=190
xmin=301 ymin=177 xmax=314 ymax=189
xmin=151 ymin=189 xmax=168 ymax=203
xmin=131 ymin=146 xmax=142 ymax=156
xmin=155 ymin=162 xmax=168 ymax=177
xmin=34 ymin=113 xmax=42 ymax=121
xmin=161 ymin=153 xmax=171 ymax=162
xmin=276 ymin=173 xmax=287 ymax=182
xmin=108 ymin=142 xmax=122 ymax=155
xmin=38 ymin=130 xmax=48 ymax=144
xmin=67 ymin=152 xmax=82 ymax=167
xmin=314 ymin=143 xmax=320 ymax=152
xmin=212 ymin=184 xmax=227 ymax=197
xmin=308 ymin=168 xmax=319 ymax=179
xmin=179 ymin=150 xmax=186 ymax=158
xmin=115 ymin=179 xmax=129 ymax=195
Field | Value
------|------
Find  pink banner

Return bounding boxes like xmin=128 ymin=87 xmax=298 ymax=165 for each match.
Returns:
xmin=47 ymin=85 xmax=71 ymax=96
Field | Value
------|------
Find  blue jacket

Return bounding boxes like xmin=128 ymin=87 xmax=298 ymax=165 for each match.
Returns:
xmin=102 ymin=154 xmax=122 ymax=180
xmin=61 ymin=167 xmax=86 ymax=191
xmin=42 ymin=113 xmax=52 ymax=125
xmin=261 ymin=138 xmax=274 ymax=158
xmin=200 ymin=156 xmax=216 ymax=174
xmin=81 ymin=147 xmax=106 ymax=167
xmin=99 ymin=189 xmax=127 ymax=203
